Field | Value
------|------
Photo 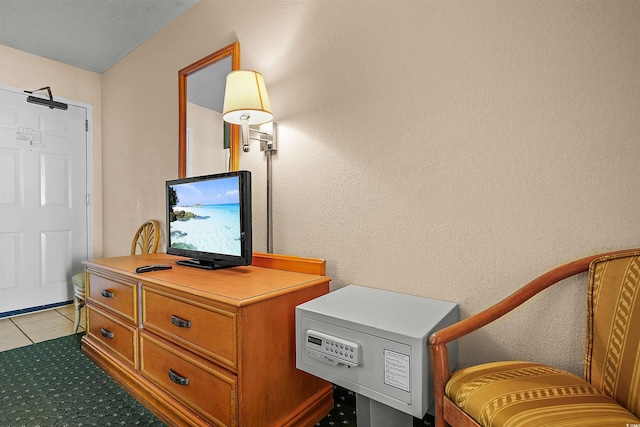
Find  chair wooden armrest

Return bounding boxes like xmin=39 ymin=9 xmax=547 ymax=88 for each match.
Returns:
xmin=428 ymin=248 xmax=636 ymax=427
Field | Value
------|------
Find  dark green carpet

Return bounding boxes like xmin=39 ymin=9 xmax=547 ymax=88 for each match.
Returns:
xmin=0 ymin=333 xmax=164 ymax=427
xmin=0 ymin=334 xmax=433 ymax=426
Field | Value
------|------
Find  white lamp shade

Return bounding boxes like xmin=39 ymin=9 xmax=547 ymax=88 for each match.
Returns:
xmin=223 ymin=70 xmax=273 ymax=125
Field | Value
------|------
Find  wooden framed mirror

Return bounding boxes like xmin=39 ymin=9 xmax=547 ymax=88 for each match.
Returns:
xmin=178 ymin=42 xmax=240 ymax=177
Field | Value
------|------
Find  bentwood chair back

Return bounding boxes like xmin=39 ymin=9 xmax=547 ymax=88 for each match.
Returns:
xmin=130 ymin=220 xmax=160 ymax=255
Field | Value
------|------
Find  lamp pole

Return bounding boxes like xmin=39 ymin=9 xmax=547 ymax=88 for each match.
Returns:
xmin=260 ymin=123 xmax=277 ymax=254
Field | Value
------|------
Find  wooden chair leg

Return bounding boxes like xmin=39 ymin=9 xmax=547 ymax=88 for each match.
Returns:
xmin=73 ymin=296 xmax=83 ymax=333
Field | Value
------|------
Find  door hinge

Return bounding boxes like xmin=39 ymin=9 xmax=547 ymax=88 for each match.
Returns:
xmin=85 ymin=119 xmax=89 ymax=132
xmin=86 ymin=193 xmax=90 ymax=206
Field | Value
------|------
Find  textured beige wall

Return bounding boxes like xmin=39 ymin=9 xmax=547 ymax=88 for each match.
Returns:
xmin=101 ymin=0 xmax=640 ymax=372
xmin=0 ymin=45 xmax=103 ymax=257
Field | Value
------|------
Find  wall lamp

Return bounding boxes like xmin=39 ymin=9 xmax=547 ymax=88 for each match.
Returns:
xmin=222 ymin=70 xmax=277 ymax=153
xmin=222 ymin=70 xmax=278 ymax=253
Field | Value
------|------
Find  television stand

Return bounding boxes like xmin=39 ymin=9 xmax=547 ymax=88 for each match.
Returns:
xmin=81 ymin=252 xmax=333 ymax=426
xmin=175 ymin=258 xmax=235 ymax=270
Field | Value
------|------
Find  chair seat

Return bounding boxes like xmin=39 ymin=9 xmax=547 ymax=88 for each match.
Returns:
xmin=446 ymin=361 xmax=640 ymax=427
xmin=72 ymin=272 xmax=85 ymax=290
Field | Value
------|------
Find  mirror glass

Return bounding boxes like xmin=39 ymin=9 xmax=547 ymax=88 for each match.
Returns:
xmin=179 ymin=42 xmax=240 ymax=177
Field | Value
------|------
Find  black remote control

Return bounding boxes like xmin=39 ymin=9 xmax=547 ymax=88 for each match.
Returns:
xmin=135 ymin=264 xmax=173 ymax=273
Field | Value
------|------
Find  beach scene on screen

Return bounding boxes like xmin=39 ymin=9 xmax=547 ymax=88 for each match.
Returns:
xmin=169 ymin=176 xmax=241 ymax=256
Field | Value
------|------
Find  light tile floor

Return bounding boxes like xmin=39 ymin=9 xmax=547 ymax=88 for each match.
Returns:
xmin=0 ymin=304 xmax=86 ymax=352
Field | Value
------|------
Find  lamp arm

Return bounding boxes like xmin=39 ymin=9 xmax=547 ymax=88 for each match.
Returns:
xmin=247 ymin=129 xmax=272 ymax=142
xmin=241 ymin=118 xmax=250 ymax=152
xmin=241 ymin=123 xmax=277 ymax=152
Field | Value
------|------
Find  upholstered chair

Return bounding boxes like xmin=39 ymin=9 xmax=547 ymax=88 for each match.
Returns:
xmin=430 ymin=249 xmax=640 ymax=427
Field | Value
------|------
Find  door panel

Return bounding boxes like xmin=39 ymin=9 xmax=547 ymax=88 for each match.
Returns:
xmin=0 ymin=87 xmax=88 ymax=313
xmin=0 ymin=232 xmax=20 ymax=290
xmin=0 ymin=148 xmax=22 ymax=207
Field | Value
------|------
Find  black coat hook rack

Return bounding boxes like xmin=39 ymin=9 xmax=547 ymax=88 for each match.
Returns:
xmin=24 ymin=86 xmax=68 ymax=110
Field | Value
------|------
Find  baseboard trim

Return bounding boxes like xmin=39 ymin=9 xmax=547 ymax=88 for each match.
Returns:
xmin=0 ymin=300 xmax=74 ymax=318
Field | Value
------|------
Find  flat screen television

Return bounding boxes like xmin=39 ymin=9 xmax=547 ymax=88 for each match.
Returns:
xmin=166 ymin=171 xmax=252 ymax=270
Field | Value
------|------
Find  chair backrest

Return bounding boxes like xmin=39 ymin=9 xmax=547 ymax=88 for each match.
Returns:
xmin=131 ymin=220 xmax=160 ymax=255
xmin=585 ymin=250 xmax=640 ymax=417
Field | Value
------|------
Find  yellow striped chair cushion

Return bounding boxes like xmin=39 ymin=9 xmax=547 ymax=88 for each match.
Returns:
xmin=586 ymin=252 xmax=640 ymax=417
xmin=445 ymin=361 xmax=640 ymax=427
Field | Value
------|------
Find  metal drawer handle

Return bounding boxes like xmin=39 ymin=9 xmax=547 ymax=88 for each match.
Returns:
xmin=101 ymin=289 xmax=114 ymax=298
xmin=168 ymin=369 xmax=189 ymax=386
xmin=100 ymin=328 xmax=114 ymax=339
xmin=171 ymin=315 xmax=192 ymax=328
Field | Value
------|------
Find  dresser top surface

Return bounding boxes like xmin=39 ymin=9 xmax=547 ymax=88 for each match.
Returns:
xmin=84 ymin=253 xmax=329 ymax=306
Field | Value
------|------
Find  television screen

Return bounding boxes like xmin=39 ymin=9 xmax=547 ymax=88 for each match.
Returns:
xmin=166 ymin=171 xmax=252 ymax=270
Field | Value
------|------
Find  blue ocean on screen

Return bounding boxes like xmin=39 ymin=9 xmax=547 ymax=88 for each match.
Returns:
xmin=168 ymin=176 xmax=242 ymax=256
xmin=170 ymin=203 xmax=241 ymax=256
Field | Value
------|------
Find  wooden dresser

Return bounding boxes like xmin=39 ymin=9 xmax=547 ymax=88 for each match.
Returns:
xmin=81 ymin=252 xmax=333 ymax=427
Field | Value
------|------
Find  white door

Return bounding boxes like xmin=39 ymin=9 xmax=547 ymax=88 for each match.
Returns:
xmin=0 ymin=87 xmax=89 ymax=313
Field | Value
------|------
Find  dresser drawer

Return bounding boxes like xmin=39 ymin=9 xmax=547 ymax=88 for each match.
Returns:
xmin=88 ymin=272 xmax=137 ymax=322
xmin=142 ymin=287 xmax=237 ymax=369
xmin=87 ymin=306 xmax=137 ymax=368
xmin=140 ymin=332 xmax=237 ymax=427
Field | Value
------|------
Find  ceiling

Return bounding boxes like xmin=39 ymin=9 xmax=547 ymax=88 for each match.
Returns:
xmin=0 ymin=0 xmax=199 ymax=73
